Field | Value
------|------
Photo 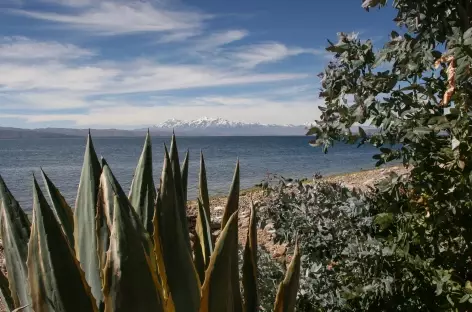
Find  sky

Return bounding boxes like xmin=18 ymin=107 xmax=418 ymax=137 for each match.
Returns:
xmin=0 ymin=0 xmax=396 ymax=129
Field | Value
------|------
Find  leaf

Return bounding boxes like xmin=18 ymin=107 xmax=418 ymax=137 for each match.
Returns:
xmin=199 ymin=152 xmax=211 ymax=227
xmin=102 ymin=195 xmax=164 ymax=312
xmin=153 ymin=146 xmax=201 ymax=312
xmin=358 ymin=127 xmax=367 ymax=139
xmin=242 ymin=203 xmax=258 ymax=312
xmin=0 ymin=175 xmax=31 ymax=310
xmin=452 ymin=137 xmax=460 ymax=150
xmin=28 ymin=177 xmax=97 ymax=312
xmin=193 ymin=234 xmax=206 ymax=284
xmin=41 ymin=169 xmax=75 ymax=251
xmin=220 ymin=160 xmax=243 ymax=312
xmin=169 ymin=134 xmax=192 ymax=251
xmin=129 ymin=131 xmax=156 ymax=235
xmin=196 ymin=198 xmax=214 ymax=271
xmin=73 ymin=133 xmax=103 ymax=307
xmin=199 ymin=211 xmax=239 ymax=312
xmin=0 ymin=269 xmax=15 ymax=312
xmin=181 ymin=150 xmax=190 ymax=205
xmin=274 ymin=240 xmax=301 ymax=312
xmin=97 ymin=160 xmax=158 ymax=283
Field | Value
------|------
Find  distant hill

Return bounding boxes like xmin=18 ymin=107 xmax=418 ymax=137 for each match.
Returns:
xmin=0 ymin=127 xmax=75 ymax=139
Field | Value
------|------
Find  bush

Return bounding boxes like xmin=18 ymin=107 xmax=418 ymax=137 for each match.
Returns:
xmin=259 ymin=177 xmax=472 ymax=311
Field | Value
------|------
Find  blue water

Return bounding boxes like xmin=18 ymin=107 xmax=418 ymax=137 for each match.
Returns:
xmin=0 ymin=136 xmax=381 ymax=210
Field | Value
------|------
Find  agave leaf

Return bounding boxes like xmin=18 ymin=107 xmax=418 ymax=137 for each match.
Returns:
xmin=41 ymin=169 xmax=75 ymax=250
xmin=242 ymin=202 xmax=258 ymax=312
xmin=196 ymin=198 xmax=213 ymax=269
xmin=198 ymin=152 xmax=211 ymax=221
xmin=129 ymin=131 xmax=156 ymax=235
xmin=169 ymin=133 xmax=191 ymax=251
xmin=181 ymin=150 xmax=189 ymax=205
xmin=0 ymin=269 xmax=14 ymax=312
xmin=28 ymin=177 xmax=97 ymax=312
xmin=103 ymin=195 xmax=164 ymax=312
xmin=193 ymin=234 xmax=205 ymax=284
xmin=220 ymin=161 xmax=242 ymax=312
xmin=73 ymin=133 xmax=103 ymax=306
xmin=0 ymin=175 xmax=31 ymax=310
xmin=154 ymin=146 xmax=200 ymax=312
xmin=274 ymin=240 xmax=301 ymax=312
xmin=97 ymin=160 xmax=158 ymax=280
xmin=199 ymin=210 xmax=238 ymax=312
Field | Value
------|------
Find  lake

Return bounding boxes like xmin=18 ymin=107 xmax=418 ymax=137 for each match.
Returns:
xmin=0 ymin=136 xmax=381 ymax=210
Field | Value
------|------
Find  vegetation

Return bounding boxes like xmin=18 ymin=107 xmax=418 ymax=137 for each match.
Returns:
xmin=256 ymin=0 xmax=472 ymax=310
xmin=0 ymin=133 xmax=301 ymax=312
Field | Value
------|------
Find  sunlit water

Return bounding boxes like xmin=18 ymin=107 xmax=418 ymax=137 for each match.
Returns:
xmin=0 ymin=136 xmax=381 ymax=210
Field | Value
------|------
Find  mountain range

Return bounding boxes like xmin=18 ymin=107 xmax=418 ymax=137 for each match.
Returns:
xmin=148 ymin=117 xmax=308 ymax=136
xmin=0 ymin=117 xmax=311 ymax=139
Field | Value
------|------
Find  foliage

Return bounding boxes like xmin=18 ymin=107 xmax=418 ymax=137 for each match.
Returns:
xmin=305 ymin=0 xmax=472 ymax=310
xmin=260 ymin=177 xmax=472 ymax=311
xmin=0 ymin=134 xmax=301 ymax=312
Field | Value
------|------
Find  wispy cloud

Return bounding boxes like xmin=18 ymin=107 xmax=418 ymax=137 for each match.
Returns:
xmin=227 ymin=42 xmax=322 ymax=68
xmin=0 ymin=36 xmax=94 ymax=60
xmin=195 ymin=29 xmax=248 ymax=51
xmin=4 ymin=95 xmax=323 ymax=127
xmin=11 ymin=1 xmax=210 ymax=38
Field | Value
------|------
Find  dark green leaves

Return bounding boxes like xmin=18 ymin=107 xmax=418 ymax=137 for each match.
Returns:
xmin=0 ymin=175 xmax=31 ymax=310
xmin=28 ymin=177 xmax=97 ymax=312
xmin=200 ymin=211 xmax=239 ymax=312
xmin=220 ymin=161 xmax=242 ymax=312
xmin=102 ymin=195 xmax=163 ymax=312
xmin=274 ymin=241 xmax=301 ymax=312
xmin=41 ymin=169 xmax=75 ymax=250
xmin=154 ymin=146 xmax=200 ymax=312
xmin=129 ymin=131 xmax=156 ymax=235
xmin=242 ymin=203 xmax=258 ymax=312
xmin=73 ymin=133 xmax=102 ymax=307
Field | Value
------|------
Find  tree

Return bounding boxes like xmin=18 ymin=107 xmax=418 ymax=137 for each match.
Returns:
xmin=308 ymin=0 xmax=472 ymax=309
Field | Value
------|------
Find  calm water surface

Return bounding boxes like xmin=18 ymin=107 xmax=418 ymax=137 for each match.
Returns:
xmin=0 ymin=136 xmax=380 ymax=210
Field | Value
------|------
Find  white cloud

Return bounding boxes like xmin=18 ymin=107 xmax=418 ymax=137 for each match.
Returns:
xmin=5 ymin=96 xmax=322 ymax=127
xmin=11 ymin=1 xmax=210 ymax=37
xmin=195 ymin=29 xmax=248 ymax=50
xmin=228 ymin=42 xmax=321 ymax=68
xmin=0 ymin=57 xmax=307 ymax=94
xmin=0 ymin=37 xmax=94 ymax=60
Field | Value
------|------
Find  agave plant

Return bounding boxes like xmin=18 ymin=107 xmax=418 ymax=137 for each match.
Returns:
xmin=0 ymin=132 xmax=301 ymax=312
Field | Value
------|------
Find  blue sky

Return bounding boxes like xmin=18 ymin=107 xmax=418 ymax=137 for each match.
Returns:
xmin=0 ymin=0 xmax=395 ymax=129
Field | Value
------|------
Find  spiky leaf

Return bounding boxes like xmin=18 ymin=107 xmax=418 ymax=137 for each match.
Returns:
xmin=198 ymin=152 xmax=211 ymax=221
xmin=169 ymin=134 xmax=191 ymax=251
xmin=220 ymin=161 xmax=242 ymax=312
xmin=181 ymin=150 xmax=189 ymax=205
xmin=199 ymin=210 xmax=238 ymax=312
xmin=196 ymin=198 xmax=213 ymax=269
xmin=0 ymin=269 xmax=14 ymax=312
xmin=73 ymin=133 xmax=102 ymax=306
xmin=41 ymin=169 xmax=75 ymax=250
xmin=274 ymin=241 xmax=301 ymax=312
xmin=97 ymin=160 xmax=157 ymax=279
xmin=28 ymin=177 xmax=97 ymax=312
xmin=0 ymin=175 xmax=31 ymax=310
xmin=129 ymin=131 xmax=156 ymax=235
xmin=242 ymin=203 xmax=258 ymax=312
xmin=153 ymin=146 xmax=200 ymax=312
xmin=193 ymin=234 xmax=205 ymax=284
xmin=103 ymin=195 xmax=164 ymax=312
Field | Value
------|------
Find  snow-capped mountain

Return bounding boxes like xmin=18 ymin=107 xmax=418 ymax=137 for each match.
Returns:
xmin=150 ymin=117 xmax=308 ymax=136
